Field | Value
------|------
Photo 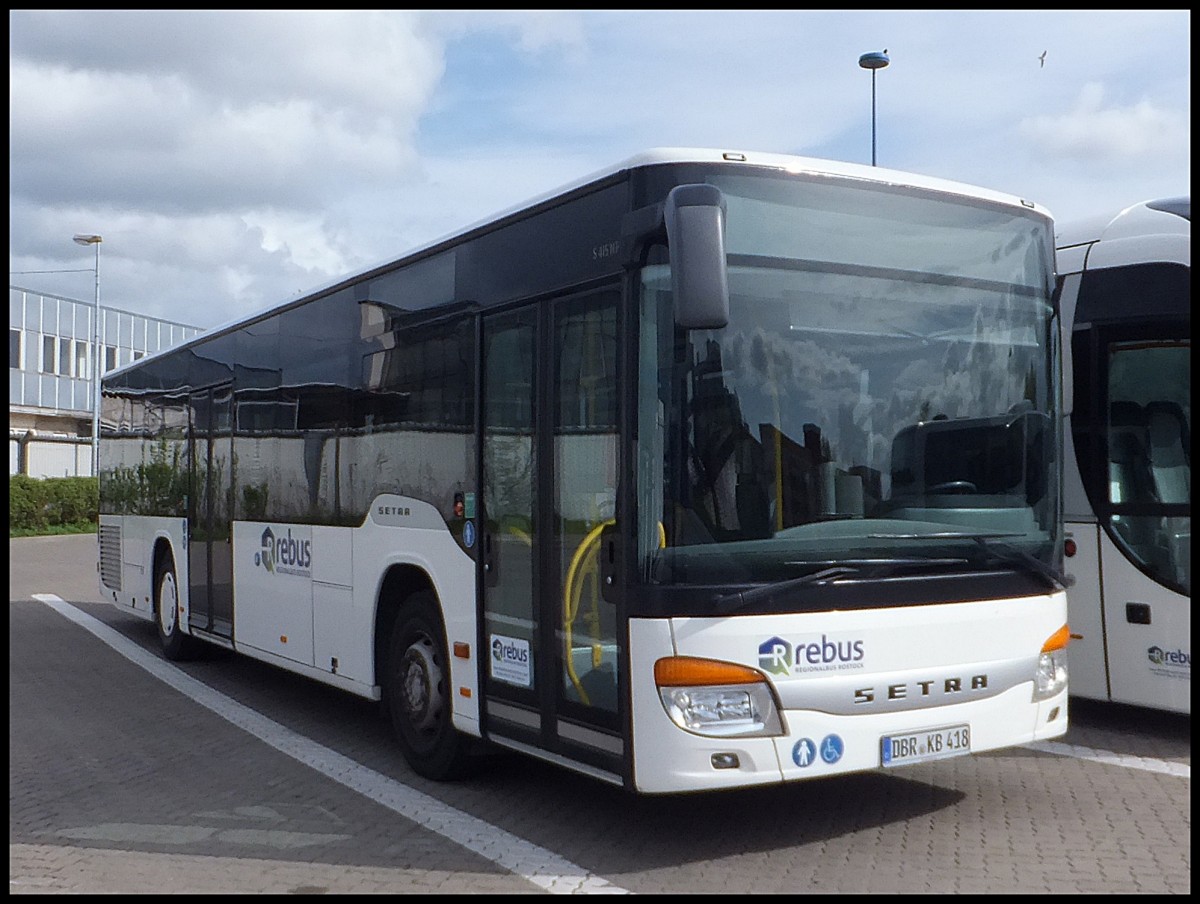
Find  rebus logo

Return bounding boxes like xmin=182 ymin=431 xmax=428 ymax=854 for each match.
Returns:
xmin=758 ymin=633 xmax=866 ymax=676
xmin=253 ymin=525 xmax=311 ymax=576
xmin=492 ymin=638 xmax=529 ymax=664
xmin=1148 ymin=646 xmax=1190 ymax=668
xmin=257 ymin=527 xmax=276 ymax=573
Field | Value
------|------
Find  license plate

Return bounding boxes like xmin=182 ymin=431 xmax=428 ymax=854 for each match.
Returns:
xmin=881 ymin=724 xmax=970 ymax=767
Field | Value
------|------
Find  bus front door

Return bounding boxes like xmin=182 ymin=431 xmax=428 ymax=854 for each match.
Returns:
xmin=480 ymin=287 xmax=625 ymax=778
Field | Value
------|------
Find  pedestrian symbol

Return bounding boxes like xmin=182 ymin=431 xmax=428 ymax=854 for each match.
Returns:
xmin=792 ymin=738 xmax=816 ymax=767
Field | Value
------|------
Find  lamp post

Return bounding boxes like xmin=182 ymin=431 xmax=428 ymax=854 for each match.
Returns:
xmin=72 ymin=233 xmax=103 ymax=476
xmin=858 ymin=50 xmax=890 ymax=166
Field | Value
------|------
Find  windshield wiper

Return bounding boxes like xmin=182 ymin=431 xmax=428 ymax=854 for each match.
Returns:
xmin=715 ymin=566 xmax=858 ymax=613
xmin=867 ymin=531 xmax=1073 ymax=590
xmin=783 ymin=557 xmax=969 ymax=567
xmin=867 ymin=531 xmax=1023 ymax=540
xmin=713 ymin=556 xmax=969 ymax=613
xmin=972 ymin=536 xmax=1074 ymax=590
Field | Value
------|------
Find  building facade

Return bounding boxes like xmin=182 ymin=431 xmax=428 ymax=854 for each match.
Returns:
xmin=10 ymin=285 xmax=202 ymax=477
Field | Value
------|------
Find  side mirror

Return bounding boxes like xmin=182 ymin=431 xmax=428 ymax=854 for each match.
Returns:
xmin=665 ymin=184 xmax=730 ymax=330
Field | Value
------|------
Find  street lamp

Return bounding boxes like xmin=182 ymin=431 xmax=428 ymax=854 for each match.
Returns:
xmin=72 ymin=233 xmax=103 ymax=476
xmin=858 ymin=49 xmax=890 ymax=166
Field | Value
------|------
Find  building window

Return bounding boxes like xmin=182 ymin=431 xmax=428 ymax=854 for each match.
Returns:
xmin=42 ymin=334 xmax=56 ymax=373
xmin=59 ymin=337 xmax=72 ymax=376
xmin=75 ymin=341 xmax=89 ymax=379
xmin=9 ymin=328 xmax=20 ymax=370
xmin=105 ymin=345 xmax=117 ymax=372
xmin=132 ymin=350 xmax=144 ymax=361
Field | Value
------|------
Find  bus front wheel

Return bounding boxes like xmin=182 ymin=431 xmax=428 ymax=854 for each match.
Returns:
xmin=386 ymin=591 xmax=472 ymax=780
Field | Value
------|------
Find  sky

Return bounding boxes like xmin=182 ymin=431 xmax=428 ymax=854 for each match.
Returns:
xmin=8 ymin=10 xmax=1191 ymax=331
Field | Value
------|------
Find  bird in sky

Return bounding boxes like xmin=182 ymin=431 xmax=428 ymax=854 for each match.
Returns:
xmin=1038 ymin=50 xmax=1047 ymax=68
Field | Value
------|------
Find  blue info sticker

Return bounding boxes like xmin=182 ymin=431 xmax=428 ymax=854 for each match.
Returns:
xmin=820 ymin=734 xmax=844 ymax=764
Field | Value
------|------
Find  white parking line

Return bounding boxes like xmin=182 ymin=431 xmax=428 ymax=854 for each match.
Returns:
xmin=1025 ymin=740 xmax=1190 ymax=778
xmin=33 ymin=594 xmax=631 ymax=895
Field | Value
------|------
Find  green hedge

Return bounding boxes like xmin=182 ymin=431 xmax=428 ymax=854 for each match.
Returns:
xmin=9 ymin=475 xmax=98 ymax=534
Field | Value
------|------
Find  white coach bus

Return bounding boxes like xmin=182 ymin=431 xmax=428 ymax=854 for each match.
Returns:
xmin=1057 ymin=196 xmax=1190 ymax=714
xmin=97 ymin=148 xmax=1070 ymax=794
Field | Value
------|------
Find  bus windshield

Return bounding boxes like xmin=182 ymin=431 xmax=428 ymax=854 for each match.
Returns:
xmin=636 ymin=171 xmax=1060 ymax=594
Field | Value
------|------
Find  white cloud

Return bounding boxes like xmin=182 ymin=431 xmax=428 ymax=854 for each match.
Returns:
xmin=1020 ymin=82 xmax=1191 ymax=162
xmin=10 ymin=17 xmax=441 ymax=211
xmin=245 ymin=208 xmax=350 ymax=276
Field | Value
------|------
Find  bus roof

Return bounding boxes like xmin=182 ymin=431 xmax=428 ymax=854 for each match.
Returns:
xmin=108 ymin=147 xmax=1053 ymax=380
xmin=1055 ymin=195 xmax=1190 ymax=250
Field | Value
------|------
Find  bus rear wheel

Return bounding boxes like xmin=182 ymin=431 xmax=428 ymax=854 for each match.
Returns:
xmin=386 ymin=591 xmax=472 ymax=780
xmin=155 ymin=552 xmax=197 ymax=661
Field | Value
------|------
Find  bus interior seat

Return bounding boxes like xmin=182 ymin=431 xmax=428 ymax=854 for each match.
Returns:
xmin=1108 ymin=401 xmax=1155 ymax=505
xmin=1146 ymin=400 xmax=1190 ymax=504
xmin=577 ymin=662 xmax=618 ymax=712
xmin=1146 ymin=399 xmax=1192 ymax=592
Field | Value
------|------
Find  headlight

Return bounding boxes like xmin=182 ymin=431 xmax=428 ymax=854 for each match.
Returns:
xmin=1033 ymin=650 xmax=1068 ymax=701
xmin=655 ymin=656 xmax=784 ymax=737
xmin=1033 ymin=625 xmax=1070 ymax=702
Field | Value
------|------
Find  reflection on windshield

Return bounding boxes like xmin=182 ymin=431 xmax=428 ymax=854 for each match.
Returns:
xmin=636 ymin=184 xmax=1059 ymax=588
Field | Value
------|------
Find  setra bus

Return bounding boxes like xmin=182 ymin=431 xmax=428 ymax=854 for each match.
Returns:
xmin=97 ymin=148 xmax=1070 ymax=793
xmin=1056 ymin=196 xmax=1190 ymax=715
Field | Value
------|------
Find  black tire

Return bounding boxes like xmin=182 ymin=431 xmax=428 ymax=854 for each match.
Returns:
xmin=154 ymin=551 xmax=197 ymax=661
xmin=385 ymin=591 xmax=472 ymax=780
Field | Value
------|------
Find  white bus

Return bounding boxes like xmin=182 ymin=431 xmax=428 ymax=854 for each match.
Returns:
xmin=97 ymin=148 xmax=1070 ymax=794
xmin=1056 ymin=196 xmax=1190 ymax=714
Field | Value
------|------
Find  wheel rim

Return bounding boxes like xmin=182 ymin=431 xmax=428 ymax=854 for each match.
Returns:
xmin=398 ymin=633 xmax=445 ymax=738
xmin=159 ymin=570 xmax=178 ymax=636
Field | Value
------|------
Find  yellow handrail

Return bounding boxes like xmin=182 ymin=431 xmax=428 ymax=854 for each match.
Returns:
xmin=562 ymin=520 xmax=666 ymax=705
xmin=562 ymin=519 xmax=613 ymax=705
